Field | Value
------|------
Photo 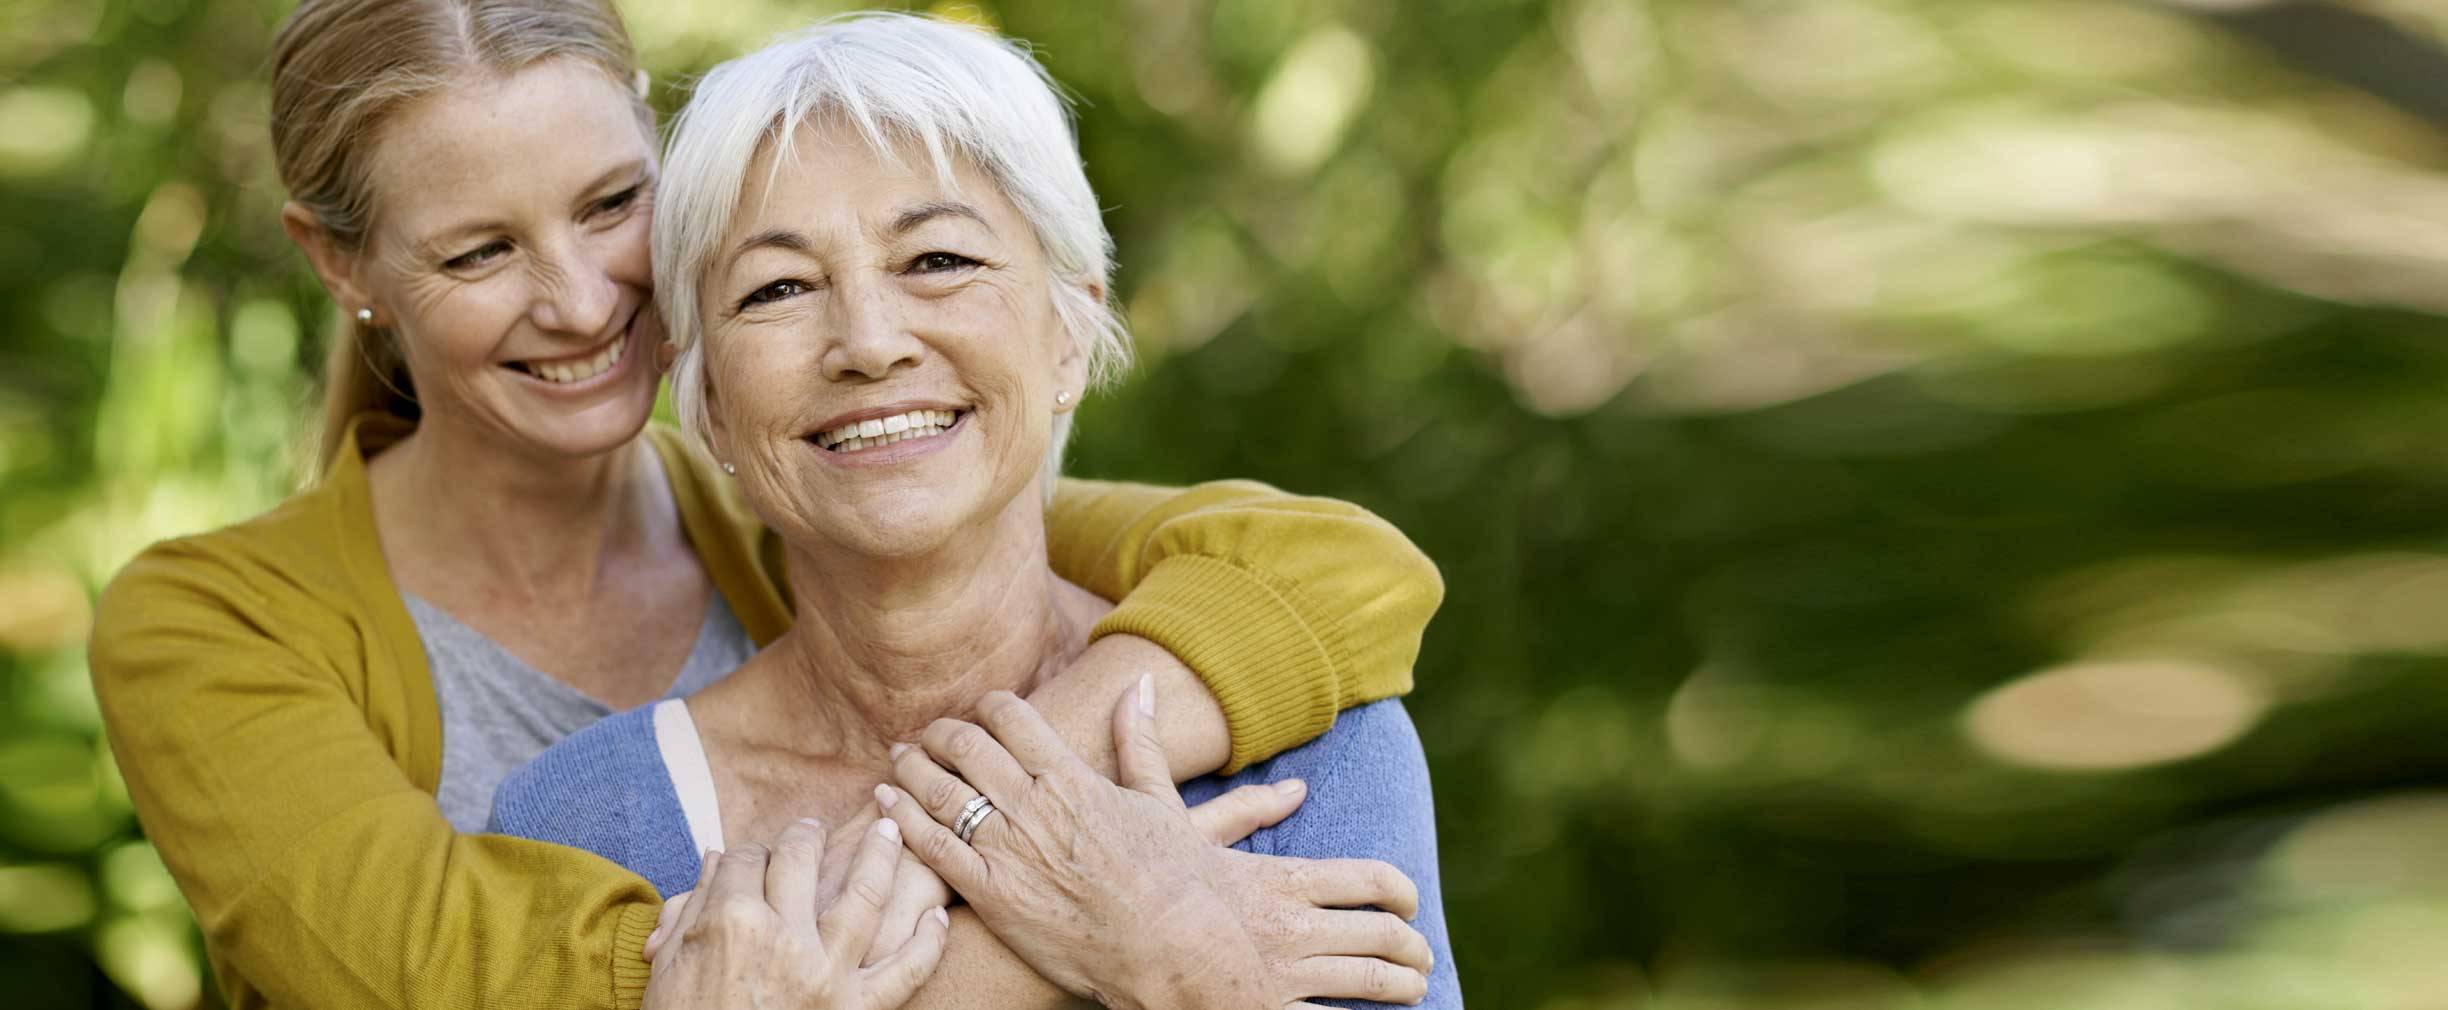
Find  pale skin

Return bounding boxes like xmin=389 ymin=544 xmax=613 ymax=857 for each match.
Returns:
xmin=279 ymin=57 xmax=1420 ymax=1009
xmin=661 ymin=114 xmax=1429 ymax=1008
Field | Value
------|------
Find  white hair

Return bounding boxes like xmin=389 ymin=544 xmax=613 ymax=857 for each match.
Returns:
xmin=657 ymin=12 xmax=1130 ymax=492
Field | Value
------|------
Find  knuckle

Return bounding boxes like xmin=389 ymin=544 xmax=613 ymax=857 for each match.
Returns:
xmin=978 ymin=691 xmax=1023 ymax=720
xmin=1370 ymin=912 xmax=1409 ymax=950
xmin=922 ymin=775 xmax=969 ymax=814
xmin=946 ymin=722 xmax=992 ymax=759
xmin=914 ymin=823 xmax=959 ymax=860
xmin=1368 ymin=861 xmax=1410 ymax=902
xmin=847 ymin=876 xmax=893 ymax=910
xmin=705 ymin=900 xmax=763 ymax=936
xmin=1368 ymin=960 xmax=1422 ymax=1000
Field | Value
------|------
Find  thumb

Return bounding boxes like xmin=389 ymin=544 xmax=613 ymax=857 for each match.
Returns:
xmin=1113 ymin=673 xmax=1182 ymax=808
xmin=1186 ymin=779 xmax=1306 ymax=846
xmin=642 ymin=890 xmax=691 ymax=963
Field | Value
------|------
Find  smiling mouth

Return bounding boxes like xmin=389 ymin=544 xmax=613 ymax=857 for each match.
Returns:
xmin=508 ymin=335 xmax=626 ymax=384
xmin=813 ymin=409 xmax=965 ymax=453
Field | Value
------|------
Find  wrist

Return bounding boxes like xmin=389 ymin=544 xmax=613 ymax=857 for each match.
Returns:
xmin=1102 ymin=916 xmax=1270 ymax=1010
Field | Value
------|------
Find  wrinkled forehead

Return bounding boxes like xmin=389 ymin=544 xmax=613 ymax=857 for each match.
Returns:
xmin=720 ymin=110 xmax=994 ymax=240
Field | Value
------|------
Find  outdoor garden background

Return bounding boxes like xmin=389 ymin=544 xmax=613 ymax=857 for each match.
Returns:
xmin=8 ymin=0 xmax=2448 ymax=1007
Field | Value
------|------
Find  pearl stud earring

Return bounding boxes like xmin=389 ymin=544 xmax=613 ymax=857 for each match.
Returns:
xmin=722 ymin=462 xmax=736 ymax=475
xmin=355 ymin=308 xmax=373 ymax=324
xmin=1055 ymin=391 xmax=1071 ymax=406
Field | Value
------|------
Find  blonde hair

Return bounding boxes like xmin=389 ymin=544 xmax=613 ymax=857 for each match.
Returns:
xmin=269 ymin=0 xmax=647 ymax=472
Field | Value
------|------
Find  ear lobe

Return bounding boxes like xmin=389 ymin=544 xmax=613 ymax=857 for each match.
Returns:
xmin=1051 ymin=281 xmax=1098 ymax=402
xmin=698 ymin=366 xmax=735 ymax=462
xmin=281 ymin=202 xmax=374 ymax=317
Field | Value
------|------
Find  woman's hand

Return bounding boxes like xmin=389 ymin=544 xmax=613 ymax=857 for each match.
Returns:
xmin=880 ymin=681 xmax=1432 ymax=1008
xmin=641 ymin=816 xmax=951 ymax=1010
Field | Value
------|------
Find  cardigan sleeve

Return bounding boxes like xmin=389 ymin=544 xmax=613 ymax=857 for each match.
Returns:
xmin=90 ymin=542 xmax=662 ymax=1010
xmin=1042 ymin=478 xmax=1444 ymax=772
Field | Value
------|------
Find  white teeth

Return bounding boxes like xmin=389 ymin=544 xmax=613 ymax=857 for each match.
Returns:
xmin=822 ymin=408 xmax=960 ymax=453
xmin=523 ymin=337 xmax=625 ymax=384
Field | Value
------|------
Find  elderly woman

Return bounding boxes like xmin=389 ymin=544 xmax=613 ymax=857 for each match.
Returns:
xmin=492 ymin=13 xmax=1457 ymax=1010
xmin=90 ymin=1 xmax=1446 ymax=1008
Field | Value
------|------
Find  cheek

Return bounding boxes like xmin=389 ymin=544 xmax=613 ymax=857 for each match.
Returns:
xmin=708 ymin=332 xmax=803 ymax=430
xmin=602 ymin=216 xmax=654 ymax=287
xmin=394 ymin=281 xmax=515 ymax=369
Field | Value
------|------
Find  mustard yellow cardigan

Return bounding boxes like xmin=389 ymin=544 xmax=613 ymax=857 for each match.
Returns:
xmin=89 ymin=414 xmax=1442 ymax=1010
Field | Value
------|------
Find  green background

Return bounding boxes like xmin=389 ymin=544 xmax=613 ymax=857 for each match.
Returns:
xmin=8 ymin=0 xmax=2448 ymax=1007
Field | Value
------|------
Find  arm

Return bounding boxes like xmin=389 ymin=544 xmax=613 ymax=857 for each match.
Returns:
xmin=1045 ymin=478 xmax=1445 ymax=773
xmin=1214 ymin=700 xmax=1459 ymax=1009
xmin=902 ymin=481 xmax=1439 ymax=1007
xmin=90 ymin=546 xmax=662 ymax=1010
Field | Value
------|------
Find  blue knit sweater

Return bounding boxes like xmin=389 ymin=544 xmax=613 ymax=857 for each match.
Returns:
xmin=490 ymin=698 xmax=1458 ymax=1008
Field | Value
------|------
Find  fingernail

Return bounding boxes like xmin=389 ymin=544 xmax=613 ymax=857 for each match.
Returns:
xmin=930 ymin=907 xmax=950 ymax=927
xmin=874 ymin=782 xmax=898 ymax=810
xmin=645 ymin=924 xmax=663 ymax=949
xmin=1137 ymin=673 xmax=1154 ymax=716
xmin=890 ymin=742 xmax=911 ymax=760
xmin=875 ymin=818 xmax=900 ymax=840
xmin=1274 ymin=778 xmax=1306 ymax=796
xmin=798 ymin=816 xmax=822 ymax=828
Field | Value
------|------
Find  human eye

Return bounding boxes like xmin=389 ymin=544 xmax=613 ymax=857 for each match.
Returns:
xmin=909 ymin=251 xmax=979 ymax=274
xmin=590 ymin=185 xmax=643 ymax=219
xmin=443 ymin=240 xmax=511 ymax=271
xmin=737 ymin=278 xmax=812 ymax=310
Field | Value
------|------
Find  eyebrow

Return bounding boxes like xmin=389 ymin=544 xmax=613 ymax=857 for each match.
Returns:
xmin=889 ymin=201 xmax=991 ymax=236
xmin=725 ymin=201 xmax=992 ymax=261
xmin=571 ymin=158 xmax=652 ymax=212
xmin=416 ymin=158 xmax=652 ymax=254
xmin=729 ymin=228 xmax=813 ymax=259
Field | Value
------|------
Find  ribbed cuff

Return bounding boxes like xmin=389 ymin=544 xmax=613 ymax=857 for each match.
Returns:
xmin=612 ymin=901 xmax=660 ymax=1010
xmin=1091 ymin=554 xmax=1345 ymax=773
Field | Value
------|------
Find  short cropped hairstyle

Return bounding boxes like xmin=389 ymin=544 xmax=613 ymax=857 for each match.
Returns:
xmin=658 ymin=12 xmax=1131 ymax=488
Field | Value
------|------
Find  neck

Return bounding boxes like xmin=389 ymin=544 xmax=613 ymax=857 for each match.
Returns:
xmin=369 ymin=410 xmax=657 ymax=598
xmin=750 ymin=492 xmax=1095 ymax=751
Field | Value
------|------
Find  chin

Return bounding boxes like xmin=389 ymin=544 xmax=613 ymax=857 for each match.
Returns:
xmin=814 ymin=486 xmax=987 ymax=560
xmin=516 ymin=390 xmax=659 ymax=459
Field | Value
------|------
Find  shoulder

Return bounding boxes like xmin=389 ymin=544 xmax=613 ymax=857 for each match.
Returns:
xmin=1250 ymin=699 xmax=1430 ymax=796
xmin=1184 ymin=699 xmax=1436 ymax=857
xmin=99 ymin=480 xmax=359 ymax=612
xmin=91 ymin=478 xmax=374 ymax=679
xmin=1213 ymin=700 xmax=1462 ymax=1007
xmin=488 ymin=705 xmax=663 ymax=833
xmin=489 ymin=705 xmax=700 ymax=896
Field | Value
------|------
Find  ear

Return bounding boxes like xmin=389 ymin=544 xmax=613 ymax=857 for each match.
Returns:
xmin=697 ymin=358 xmax=736 ymax=465
xmin=1050 ymin=281 xmax=1099 ymax=414
xmin=281 ymin=202 xmax=376 ymax=321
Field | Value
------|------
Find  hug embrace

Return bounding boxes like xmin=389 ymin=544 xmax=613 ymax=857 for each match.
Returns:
xmin=90 ymin=3 xmax=1459 ymax=1009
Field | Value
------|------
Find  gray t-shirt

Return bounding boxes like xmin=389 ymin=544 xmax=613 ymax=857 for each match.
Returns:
xmin=403 ymin=592 xmax=755 ymax=832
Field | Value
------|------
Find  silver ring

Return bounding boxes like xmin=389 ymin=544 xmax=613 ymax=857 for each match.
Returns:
xmin=953 ymin=795 xmax=996 ymax=844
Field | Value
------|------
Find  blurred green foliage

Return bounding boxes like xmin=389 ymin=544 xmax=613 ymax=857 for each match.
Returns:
xmin=10 ymin=0 xmax=2448 ymax=1007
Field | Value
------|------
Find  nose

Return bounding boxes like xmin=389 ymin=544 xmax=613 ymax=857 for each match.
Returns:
xmin=820 ymin=276 xmax=923 ymax=382
xmin=527 ymin=236 xmax=622 ymax=340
